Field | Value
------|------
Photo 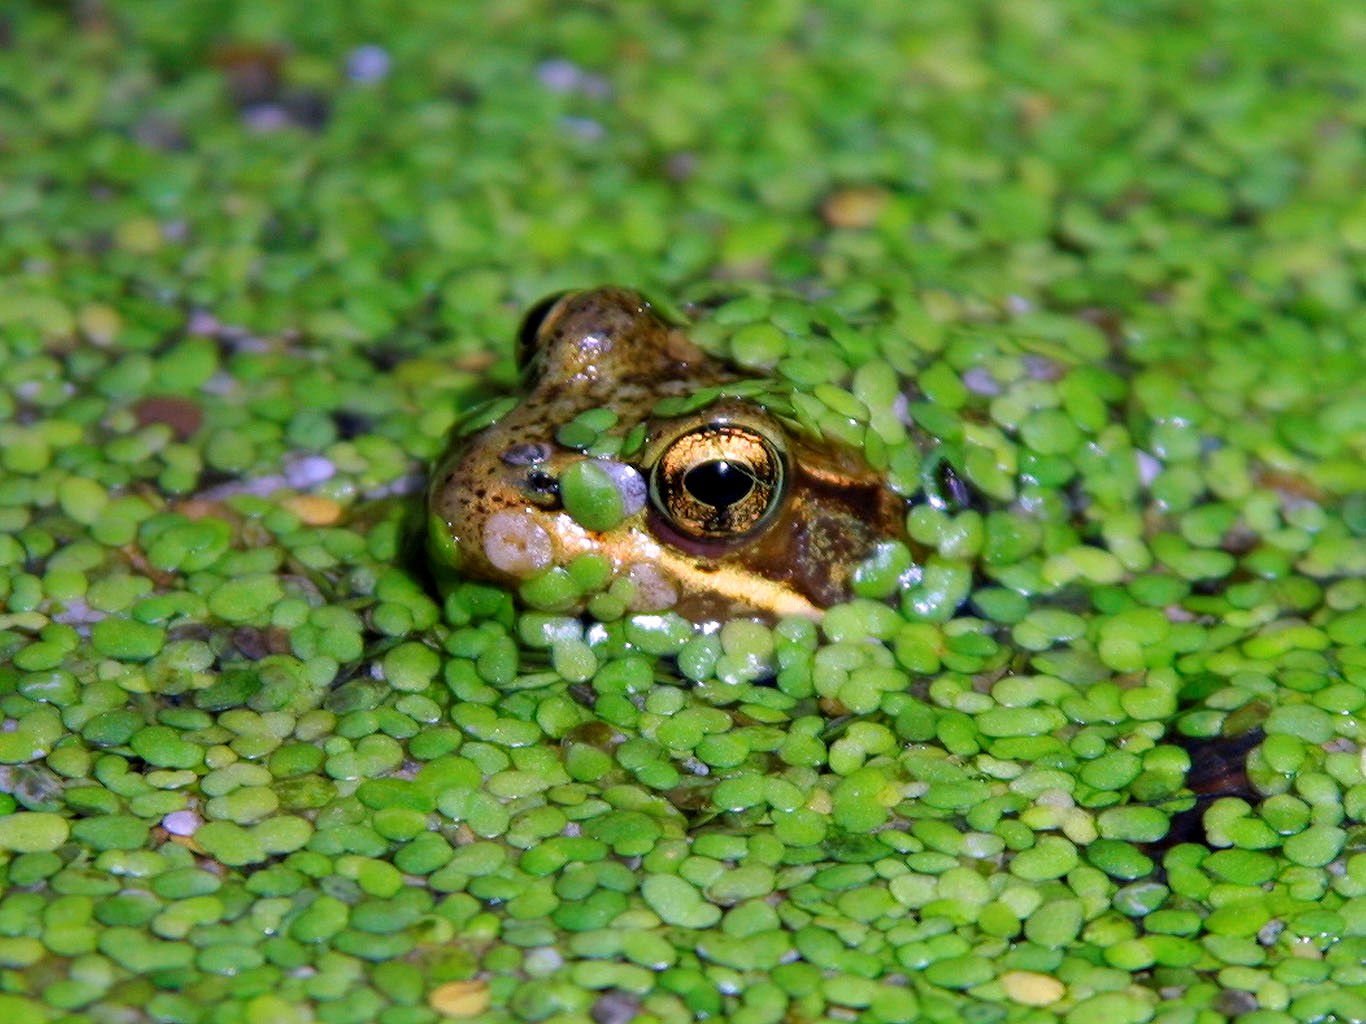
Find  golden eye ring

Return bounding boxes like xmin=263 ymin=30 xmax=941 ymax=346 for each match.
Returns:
xmin=648 ymin=423 xmax=787 ymax=540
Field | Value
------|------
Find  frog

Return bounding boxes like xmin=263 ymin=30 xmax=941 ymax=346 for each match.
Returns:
xmin=426 ymin=286 xmax=911 ymax=623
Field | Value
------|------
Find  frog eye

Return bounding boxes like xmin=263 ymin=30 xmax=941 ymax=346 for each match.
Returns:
xmin=516 ymin=291 xmax=571 ymax=372
xmin=649 ymin=424 xmax=787 ymax=540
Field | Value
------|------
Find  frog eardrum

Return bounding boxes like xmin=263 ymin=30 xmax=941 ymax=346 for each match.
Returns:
xmin=427 ymin=286 xmax=910 ymax=623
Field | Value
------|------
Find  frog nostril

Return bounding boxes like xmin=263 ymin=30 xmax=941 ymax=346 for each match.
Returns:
xmin=517 ymin=468 xmax=561 ymax=510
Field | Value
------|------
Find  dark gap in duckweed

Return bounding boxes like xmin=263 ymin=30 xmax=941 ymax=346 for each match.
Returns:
xmin=1 ymin=2 xmax=1365 ymax=1024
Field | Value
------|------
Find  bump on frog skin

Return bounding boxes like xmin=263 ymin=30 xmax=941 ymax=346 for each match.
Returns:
xmin=427 ymin=286 xmax=912 ymax=624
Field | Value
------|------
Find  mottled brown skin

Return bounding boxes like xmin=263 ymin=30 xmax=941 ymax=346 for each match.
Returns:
xmin=427 ymin=286 xmax=909 ymax=623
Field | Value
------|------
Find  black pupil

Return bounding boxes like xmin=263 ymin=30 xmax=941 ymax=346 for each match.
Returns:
xmin=683 ymin=460 xmax=754 ymax=509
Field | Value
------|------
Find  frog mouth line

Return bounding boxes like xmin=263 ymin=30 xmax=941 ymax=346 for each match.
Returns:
xmin=624 ymin=536 xmax=823 ymax=620
xmin=656 ymin=549 xmax=822 ymax=619
xmin=542 ymin=510 xmax=824 ymax=620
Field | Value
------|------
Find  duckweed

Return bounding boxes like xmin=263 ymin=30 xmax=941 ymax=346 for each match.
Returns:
xmin=2 ymin=2 xmax=1364 ymax=1023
